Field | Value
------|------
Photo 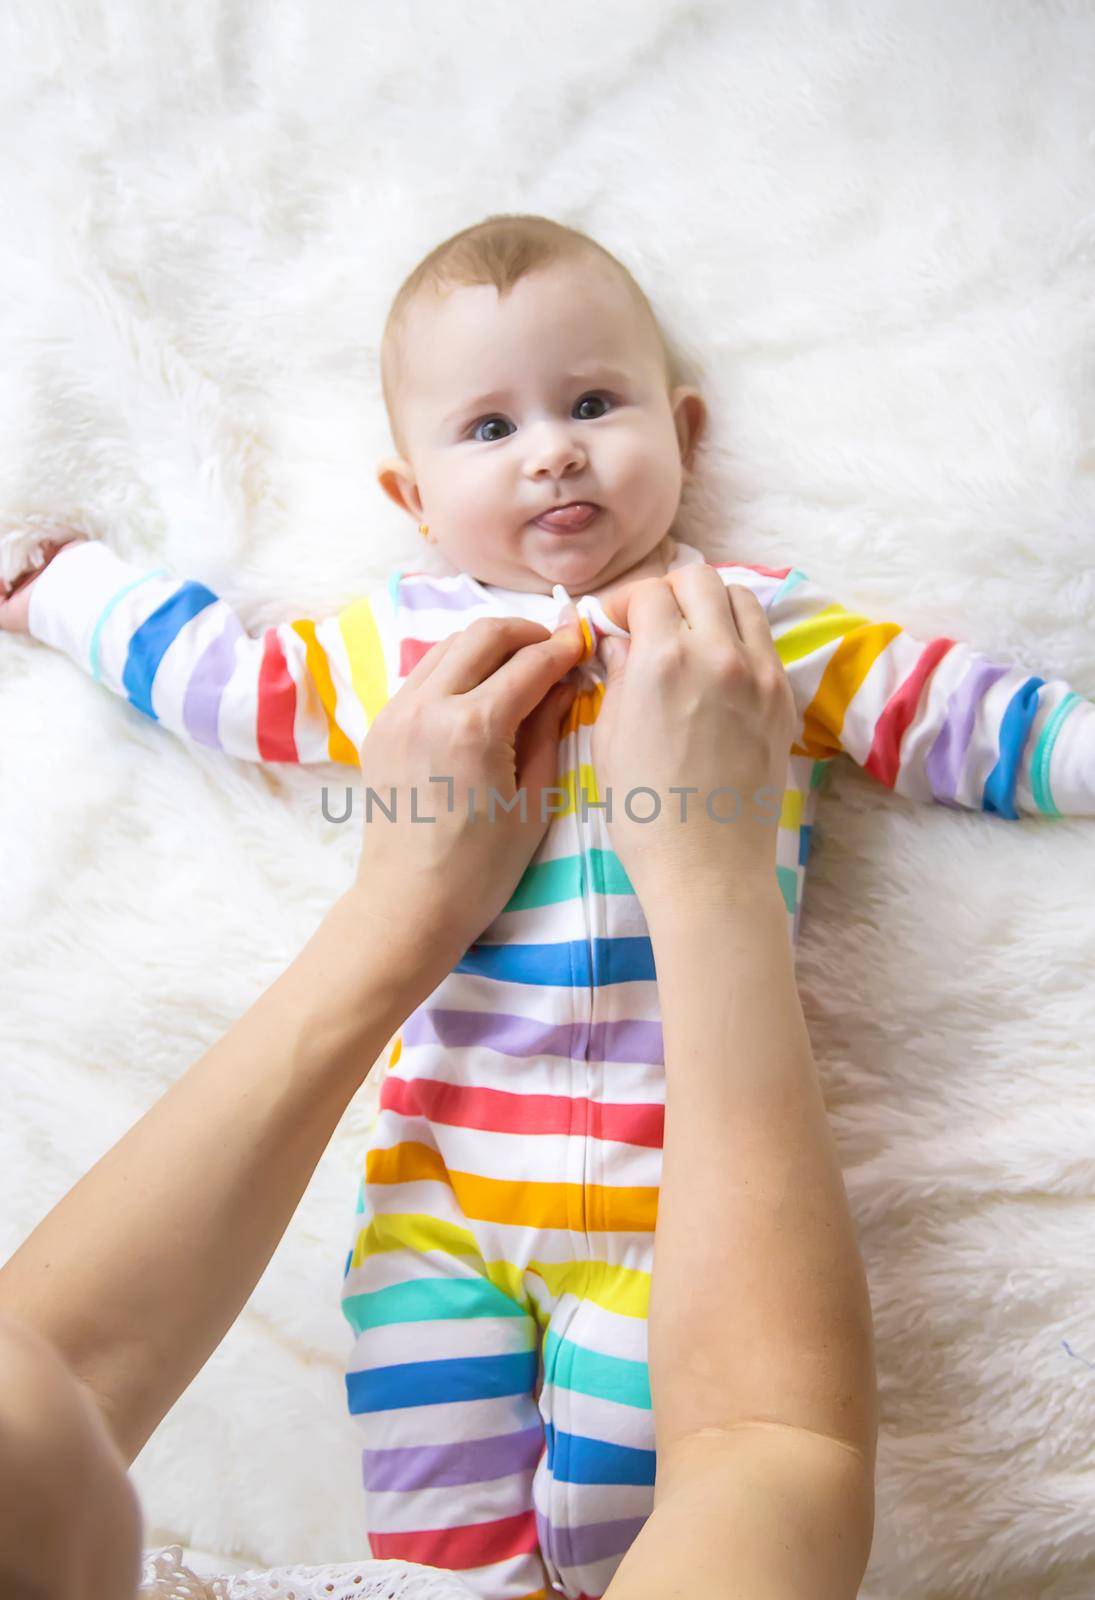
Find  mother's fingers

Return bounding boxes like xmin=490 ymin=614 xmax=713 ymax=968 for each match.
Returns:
xmin=397 ymin=630 xmax=461 ymax=691
xmin=725 ymin=583 xmax=777 ymax=661
xmin=421 ymin=616 xmax=556 ymax=697
xmin=663 ymin=564 xmax=746 ymax=641
xmin=612 ymin=575 xmax=686 ymax=638
xmin=400 ymin=616 xmax=564 ymax=696
xmin=464 ymin=621 xmax=587 ymax=726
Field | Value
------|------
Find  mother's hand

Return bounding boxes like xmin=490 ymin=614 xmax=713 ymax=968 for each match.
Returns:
xmin=351 ymin=613 xmax=586 ymax=984
xmin=591 ymin=565 xmax=796 ymax=911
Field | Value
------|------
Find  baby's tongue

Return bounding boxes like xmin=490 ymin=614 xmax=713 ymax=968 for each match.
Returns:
xmin=537 ymin=502 xmax=597 ymax=528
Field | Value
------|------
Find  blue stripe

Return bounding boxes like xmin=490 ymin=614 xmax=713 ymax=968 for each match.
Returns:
xmin=544 ymin=1424 xmax=656 ymax=1486
xmin=455 ymin=936 xmax=655 ymax=986
xmin=982 ymin=676 xmax=1044 ymax=820
xmin=345 ymin=1349 xmax=537 ymax=1415
xmin=798 ymin=823 xmax=812 ymax=866
xmin=122 ymin=581 xmax=219 ymax=720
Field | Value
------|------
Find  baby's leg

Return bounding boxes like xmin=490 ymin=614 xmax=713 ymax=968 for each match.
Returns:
xmin=534 ymin=1291 xmax=655 ymax=1600
xmin=342 ymin=1174 xmax=550 ymax=1600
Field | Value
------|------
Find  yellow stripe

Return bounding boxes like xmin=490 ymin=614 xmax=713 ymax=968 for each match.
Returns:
xmin=350 ymin=1211 xmax=480 ymax=1267
xmin=365 ymin=1142 xmax=658 ymax=1233
xmin=772 ymin=603 xmax=869 ymax=667
xmin=350 ymin=1213 xmax=652 ymax=1320
xmin=338 ymin=595 xmax=390 ymax=725
xmin=530 ymin=1257 xmax=650 ymax=1319
xmin=289 ymin=619 xmax=360 ymax=765
xmin=558 ymin=762 xmax=600 ymax=816
xmin=779 ymin=788 xmax=802 ymax=830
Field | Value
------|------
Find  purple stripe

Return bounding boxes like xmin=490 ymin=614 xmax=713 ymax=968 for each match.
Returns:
xmin=535 ymin=1509 xmax=647 ymax=1569
xmin=925 ymin=656 xmax=1012 ymax=804
xmin=361 ymin=1426 xmax=543 ymax=1492
xmin=397 ymin=577 xmax=483 ymax=612
xmin=403 ymin=1007 xmax=664 ymax=1066
xmin=182 ymin=612 xmax=244 ymax=748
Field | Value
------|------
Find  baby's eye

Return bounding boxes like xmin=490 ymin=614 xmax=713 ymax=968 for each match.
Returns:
xmin=469 ymin=392 xmax=615 ymax=443
xmin=472 ymin=416 xmax=514 ymax=443
xmin=573 ymin=391 xmax=613 ymax=420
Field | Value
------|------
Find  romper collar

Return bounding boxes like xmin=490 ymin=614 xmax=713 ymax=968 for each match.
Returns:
xmin=461 ymin=539 xmax=709 ymax=662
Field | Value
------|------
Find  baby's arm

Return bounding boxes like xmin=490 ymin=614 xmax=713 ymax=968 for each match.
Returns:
xmin=744 ymin=564 xmax=1094 ymax=819
xmin=11 ymin=537 xmax=395 ymax=765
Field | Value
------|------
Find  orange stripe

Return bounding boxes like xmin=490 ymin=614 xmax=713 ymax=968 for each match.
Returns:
xmin=367 ymin=1140 xmax=451 ymax=1188
xmin=365 ymin=1141 xmax=657 ymax=1232
xmin=562 ymin=682 xmax=604 ymax=734
xmin=290 ymin=618 xmax=360 ymax=765
xmin=801 ymin=621 xmax=901 ymax=759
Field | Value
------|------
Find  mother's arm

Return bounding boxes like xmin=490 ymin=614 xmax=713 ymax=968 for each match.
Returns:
xmin=605 ymin=878 xmax=877 ymax=1600
xmin=0 ymin=889 xmax=424 ymax=1466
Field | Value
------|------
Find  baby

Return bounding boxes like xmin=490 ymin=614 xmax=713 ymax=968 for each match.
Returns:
xmin=4 ymin=212 xmax=1095 ymax=1600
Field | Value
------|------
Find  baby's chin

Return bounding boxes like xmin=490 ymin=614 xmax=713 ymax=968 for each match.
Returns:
xmin=500 ymin=526 xmax=649 ymax=595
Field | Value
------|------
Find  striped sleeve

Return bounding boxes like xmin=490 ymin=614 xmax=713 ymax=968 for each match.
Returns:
xmin=25 ymin=540 xmax=396 ymax=765
xmin=757 ymin=565 xmax=1095 ymax=819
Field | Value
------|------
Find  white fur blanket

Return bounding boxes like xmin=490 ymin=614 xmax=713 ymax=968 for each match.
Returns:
xmin=2 ymin=2 xmax=1094 ymax=1594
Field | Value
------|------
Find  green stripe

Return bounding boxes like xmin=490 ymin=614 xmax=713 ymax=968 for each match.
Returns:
xmin=88 ymin=568 xmax=170 ymax=682
xmin=1030 ymin=691 xmax=1081 ymax=818
xmin=810 ymin=758 xmax=830 ymax=791
xmin=504 ymin=848 xmax=634 ymax=912
xmin=542 ymin=1330 xmax=651 ymax=1409
xmin=775 ymin=864 xmax=798 ymax=913
xmin=341 ymin=1277 xmax=526 ymax=1336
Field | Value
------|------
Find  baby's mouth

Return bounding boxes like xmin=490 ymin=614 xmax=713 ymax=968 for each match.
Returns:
xmin=531 ymin=502 xmax=602 ymax=533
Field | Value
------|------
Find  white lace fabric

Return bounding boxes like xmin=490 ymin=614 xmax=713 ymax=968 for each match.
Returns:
xmin=138 ymin=1546 xmax=478 ymax=1600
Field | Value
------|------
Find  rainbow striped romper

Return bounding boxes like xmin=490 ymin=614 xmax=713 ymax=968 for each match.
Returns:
xmin=26 ymin=536 xmax=1095 ymax=1600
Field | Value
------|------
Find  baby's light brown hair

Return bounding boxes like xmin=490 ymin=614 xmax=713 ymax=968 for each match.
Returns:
xmin=380 ymin=213 xmax=689 ymax=460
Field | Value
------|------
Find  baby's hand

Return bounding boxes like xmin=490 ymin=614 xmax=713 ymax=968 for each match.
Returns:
xmin=0 ymin=531 xmax=90 ymax=635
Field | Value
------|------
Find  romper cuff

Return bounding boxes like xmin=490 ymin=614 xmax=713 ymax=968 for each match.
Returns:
xmin=1043 ymin=693 xmax=1095 ymax=816
xmin=26 ymin=541 xmax=169 ymax=677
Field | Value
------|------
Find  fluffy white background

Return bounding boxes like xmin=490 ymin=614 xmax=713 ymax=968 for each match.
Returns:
xmin=1 ymin=1 xmax=1094 ymax=1593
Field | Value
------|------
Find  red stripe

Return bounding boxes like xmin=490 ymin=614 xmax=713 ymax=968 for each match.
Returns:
xmin=380 ymin=1076 xmax=665 ymax=1149
xmin=400 ymin=636 xmax=439 ymax=676
xmin=257 ymin=629 xmax=298 ymax=761
xmin=864 ymin=636 xmax=955 ymax=790
xmin=368 ymin=1509 xmax=538 ymax=1569
xmin=712 ymin=561 xmax=792 ymax=579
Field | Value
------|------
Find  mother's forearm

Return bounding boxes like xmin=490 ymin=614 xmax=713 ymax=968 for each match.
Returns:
xmin=0 ymin=888 xmax=421 ymax=1464
xmin=645 ymin=880 xmax=877 ymax=1462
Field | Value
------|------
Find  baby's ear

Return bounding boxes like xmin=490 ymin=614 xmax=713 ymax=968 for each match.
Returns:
xmin=375 ymin=457 xmax=420 ymax=519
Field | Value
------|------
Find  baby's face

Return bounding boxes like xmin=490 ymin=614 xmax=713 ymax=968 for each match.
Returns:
xmin=378 ymin=260 xmax=704 ymax=596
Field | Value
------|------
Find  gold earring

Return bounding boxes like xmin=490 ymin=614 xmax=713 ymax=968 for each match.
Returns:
xmin=419 ymin=523 xmax=433 ymax=542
